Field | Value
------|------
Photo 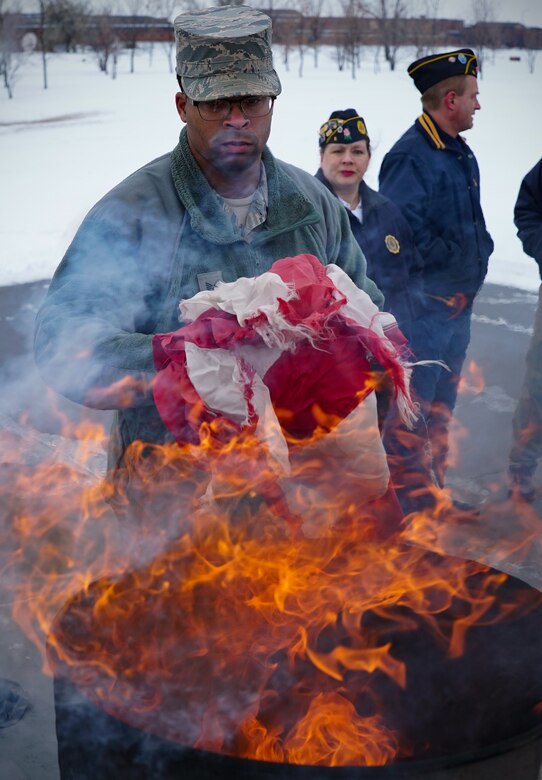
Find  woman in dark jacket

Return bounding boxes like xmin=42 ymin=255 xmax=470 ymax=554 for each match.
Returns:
xmin=315 ymin=108 xmax=421 ymax=341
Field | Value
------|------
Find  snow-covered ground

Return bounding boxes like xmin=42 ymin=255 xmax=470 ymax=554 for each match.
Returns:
xmin=1 ymin=43 xmax=541 ymax=289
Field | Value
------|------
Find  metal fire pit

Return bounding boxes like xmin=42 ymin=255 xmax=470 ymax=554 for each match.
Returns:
xmin=49 ymin=550 xmax=542 ymax=780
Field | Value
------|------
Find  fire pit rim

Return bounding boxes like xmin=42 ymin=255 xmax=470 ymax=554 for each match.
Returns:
xmin=53 ymin=673 xmax=542 ymax=779
xmin=137 ymin=717 xmax=542 ymax=776
xmin=49 ymin=555 xmax=542 ymax=778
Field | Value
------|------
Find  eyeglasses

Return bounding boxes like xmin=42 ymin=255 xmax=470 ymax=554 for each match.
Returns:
xmin=191 ymin=96 xmax=275 ymax=121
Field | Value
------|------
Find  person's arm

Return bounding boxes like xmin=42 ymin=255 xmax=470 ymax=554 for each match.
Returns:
xmin=514 ymin=159 xmax=542 ymax=269
xmin=34 ymin=205 xmax=162 ymax=411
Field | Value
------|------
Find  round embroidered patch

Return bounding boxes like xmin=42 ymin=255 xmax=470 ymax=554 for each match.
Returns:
xmin=385 ymin=234 xmax=400 ymax=254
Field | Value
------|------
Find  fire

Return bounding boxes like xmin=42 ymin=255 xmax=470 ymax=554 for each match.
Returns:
xmin=458 ymin=358 xmax=486 ymax=396
xmin=268 ymin=693 xmax=399 ymax=766
xmin=2 ymin=402 xmax=542 ymax=768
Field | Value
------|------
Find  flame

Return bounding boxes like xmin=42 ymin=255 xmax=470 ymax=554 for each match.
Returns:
xmin=83 ymin=375 xmax=154 ymax=408
xmin=2 ymin=396 xmax=542 ymax=767
xmin=458 ymin=359 xmax=486 ymax=396
xmin=280 ymin=693 xmax=398 ymax=766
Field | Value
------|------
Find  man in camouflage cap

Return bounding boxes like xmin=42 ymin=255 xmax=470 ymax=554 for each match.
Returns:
xmin=172 ymin=5 xmax=282 ymax=194
xmin=35 ymin=4 xmax=385 ymax=512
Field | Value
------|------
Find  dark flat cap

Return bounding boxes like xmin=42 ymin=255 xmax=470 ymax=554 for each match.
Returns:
xmin=408 ymin=49 xmax=478 ymax=93
xmin=318 ymin=108 xmax=369 ymax=148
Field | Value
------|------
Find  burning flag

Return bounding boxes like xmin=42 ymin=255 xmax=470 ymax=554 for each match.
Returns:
xmin=152 ymin=254 xmax=416 ymax=534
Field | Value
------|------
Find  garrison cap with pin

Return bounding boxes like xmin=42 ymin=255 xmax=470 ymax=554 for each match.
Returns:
xmin=173 ymin=4 xmax=282 ymax=101
xmin=318 ymin=108 xmax=369 ymax=148
xmin=407 ymin=49 xmax=478 ymax=94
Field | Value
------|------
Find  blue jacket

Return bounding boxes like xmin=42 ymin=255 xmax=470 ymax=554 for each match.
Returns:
xmin=379 ymin=113 xmax=494 ymax=299
xmin=514 ymin=158 xmax=542 ymax=276
xmin=315 ymin=170 xmax=422 ymax=338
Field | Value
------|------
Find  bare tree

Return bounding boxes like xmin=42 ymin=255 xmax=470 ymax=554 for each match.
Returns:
xmin=524 ymin=27 xmax=538 ymax=74
xmin=468 ymin=0 xmax=499 ymax=76
xmin=290 ymin=0 xmax=310 ymax=76
xmin=121 ymin=0 xmax=151 ymax=73
xmin=279 ymin=33 xmax=293 ymax=71
xmin=270 ymin=4 xmax=299 ymax=73
xmin=46 ymin=0 xmax=89 ymax=52
xmin=35 ymin=0 xmax=54 ymax=88
xmin=147 ymin=0 xmax=202 ymax=72
xmin=88 ymin=5 xmax=122 ymax=75
xmin=368 ymin=0 xmax=410 ymax=71
xmin=111 ymin=35 xmax=123 ymax=78
xmin=372 ymin=43 xmax=380 ymax=73
xmin=33 ymin=0 xmax=89 ymax=88
xmin=332 ymin=39 xmax=346 ymax=71
xmin=412 ymin=0 xmax=442 ymax=57
xmin=310 ymin=0 xmax=326 ymax=68
xmin=420 ymin=0 xmax=441 ymax=19
xmin=292 ymin=0 xmax=325 ymax=70
xmin=0 ymin=0 xmax=28 ymax=98
xmin=339 ymin=0 xmax=367 ymax=79
xmin=147 ymin=0 xmax=175 ymax=72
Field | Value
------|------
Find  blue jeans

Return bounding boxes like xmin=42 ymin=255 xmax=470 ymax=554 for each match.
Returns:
xmin=383 ymin=294 xmax=473 ymax=512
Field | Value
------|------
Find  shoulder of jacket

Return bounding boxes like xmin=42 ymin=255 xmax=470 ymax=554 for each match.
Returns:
xmin=383 ymin=128 xmax=429 ymax=165
xmin=524 ymin=158 xmax=542 ymax=190
xmin=277 ymin=158 xmax=324 ymax=188
xmin=88 ymin=153 xmax=180 ymax=220
xmin=279 ymin=158 xmax=344 ymax=212
xmin=114 ymin=153 xmax=173 ymax=195
xmin=361 ymin=181 xmax=387 ymax=209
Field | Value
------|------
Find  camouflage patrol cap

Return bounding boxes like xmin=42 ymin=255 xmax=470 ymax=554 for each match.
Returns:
xmin=174 ymin=5 xmax=282 ymax=101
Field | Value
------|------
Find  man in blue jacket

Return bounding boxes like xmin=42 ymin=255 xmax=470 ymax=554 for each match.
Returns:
xmin=379 ymin=49 xmax=494 ymax=512
xmin=508 ymin=158 xmax=542 ymax=502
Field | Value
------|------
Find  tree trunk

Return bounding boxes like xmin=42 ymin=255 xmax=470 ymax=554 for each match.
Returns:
xmin=41 ymin=47 xmax=48 ymax=90
xmin=4 ymin=70 xmax=13 ymax=99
